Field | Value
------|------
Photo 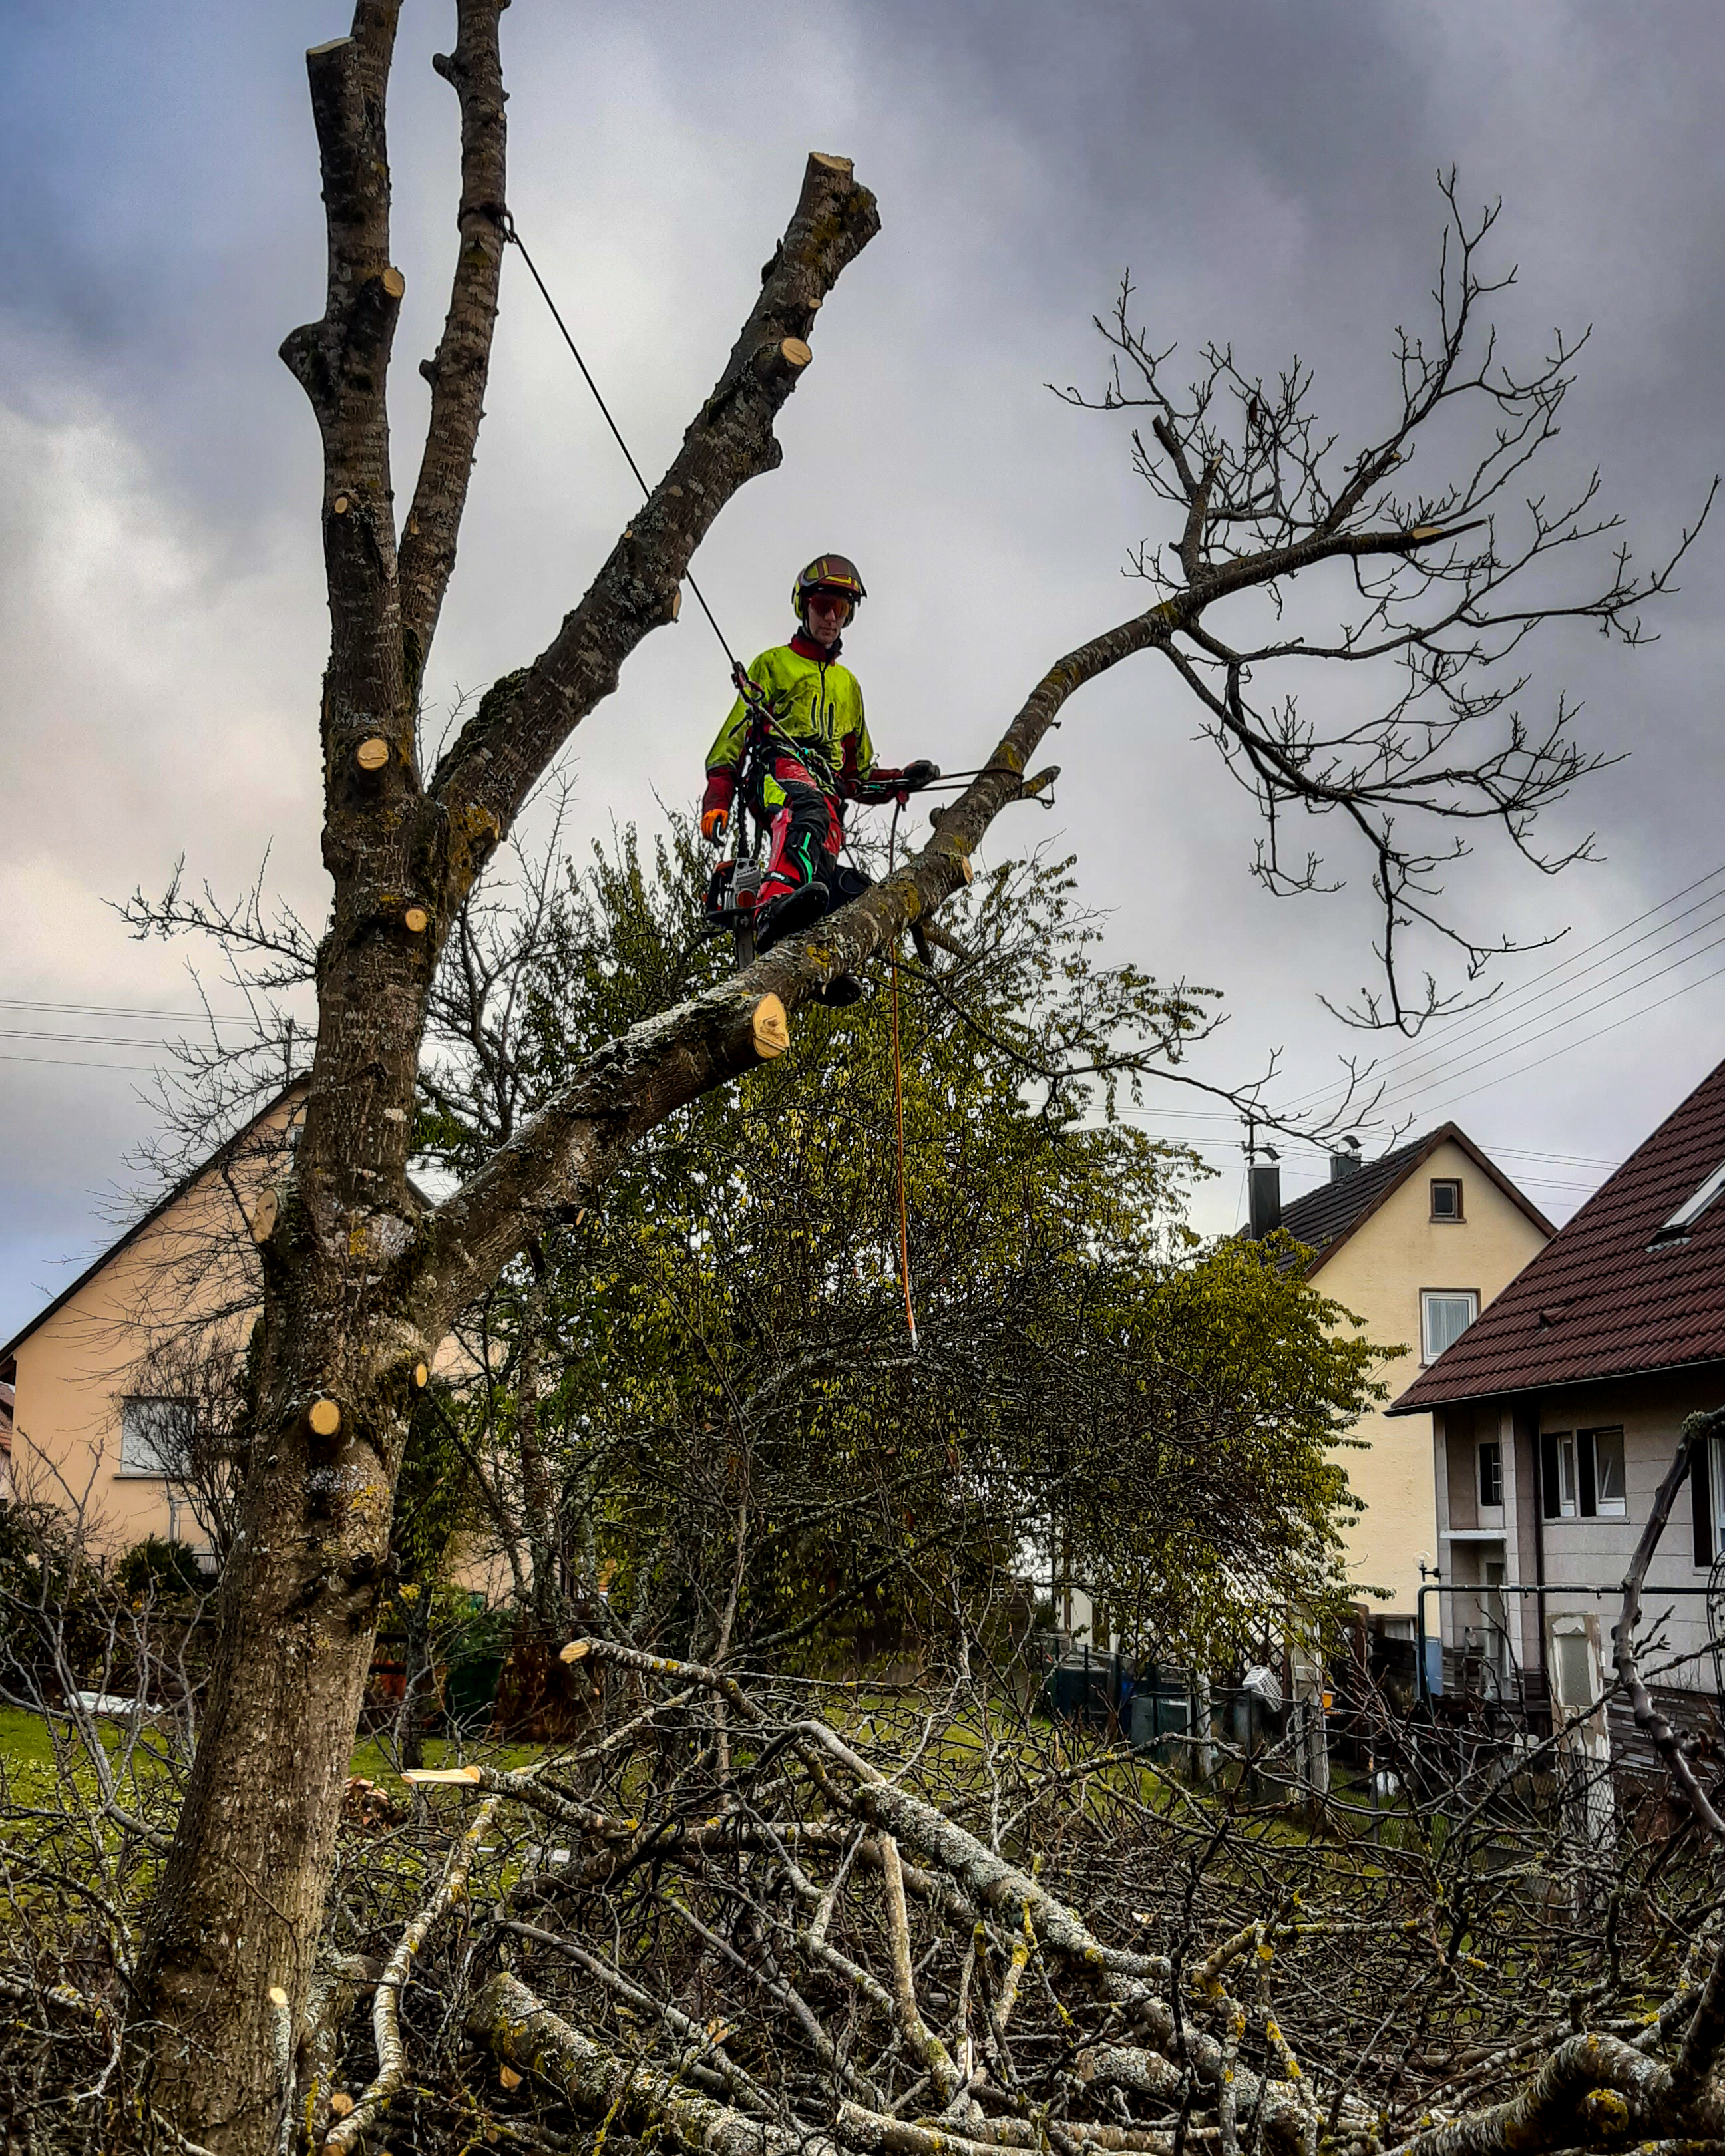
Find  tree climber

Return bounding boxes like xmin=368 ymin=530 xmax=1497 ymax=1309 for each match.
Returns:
xmin=700 ymin=554 xmax=940 ymax=1003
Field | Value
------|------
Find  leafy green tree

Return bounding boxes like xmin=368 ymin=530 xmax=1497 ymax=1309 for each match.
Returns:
xmin=418 ymin=822 xmax=1390 ymax=1685
xmin=1055 ymin=1232 xmax=1386 ymax=1663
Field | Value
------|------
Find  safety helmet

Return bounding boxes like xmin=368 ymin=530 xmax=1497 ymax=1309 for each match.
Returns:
xmin=793 ymin=553 xmax=867 ymax=625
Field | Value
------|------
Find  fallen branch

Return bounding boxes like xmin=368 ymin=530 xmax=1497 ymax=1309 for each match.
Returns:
xmin=326 ymin=1793 xmax=503 ymax=2152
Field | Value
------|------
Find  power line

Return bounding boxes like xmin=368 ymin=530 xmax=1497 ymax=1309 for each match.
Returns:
xmin=1383 ymin=931 xmax=1725 ymax=1116
xmin=0 ymin=996 xmax=260 ymax=1025
xmin=1406 ymin=952 xmax=1725 ymax=1120
xmin=0 ymin=1029 xmax=186 ymax=1049
xmin=0 ymin=1053 xmax=156 ymax=1071
xmin=1149 ymin=1146 xmax=1599 ymax=1198
xmin=1377 ymin=905 xmax=1725 ymax=1107
xmin=1383 ymin=866 xmax=1725 ymax=1077
xmin=1281 ymin=859 xmax=1725 ymax=1117
xmin=1111 ymin=1100 xmax=1618 ymax=1170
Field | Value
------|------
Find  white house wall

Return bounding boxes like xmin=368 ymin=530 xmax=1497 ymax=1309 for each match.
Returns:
xmin=1531 ymin=1369 xmax=1724 ymax=1685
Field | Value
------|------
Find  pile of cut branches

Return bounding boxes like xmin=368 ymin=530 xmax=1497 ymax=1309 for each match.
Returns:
xmin=6 ymin=1561 xmax=1725 ymax=2155
xmin=295 ymin=1636 xmax=1720 ymax=2156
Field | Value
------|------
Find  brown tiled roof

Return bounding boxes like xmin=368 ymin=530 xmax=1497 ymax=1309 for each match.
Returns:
xmin=1392 ymin=1055 xmax=1725 ymax=1414
xmin=1280 ymin=1140 xmax=1428 ymax=1260
xmin=1278 ymin=1123 xmax=1553 ymax=1278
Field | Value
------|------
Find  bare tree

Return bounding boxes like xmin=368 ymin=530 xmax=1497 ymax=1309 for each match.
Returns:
xmin=110 ymin=5 xmax=1700 ymax=2142
xmin=1055 ymin=182 xmax=1712 ymax=1028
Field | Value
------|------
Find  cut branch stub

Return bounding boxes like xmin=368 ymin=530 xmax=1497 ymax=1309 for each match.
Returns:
xmin=751 ymin=995 xmax=791 ymax=1060
xmin=308 ymin=1398 xmax=342 ymax=1439
xmin=356 ymin=737 xmax=391 ymax=771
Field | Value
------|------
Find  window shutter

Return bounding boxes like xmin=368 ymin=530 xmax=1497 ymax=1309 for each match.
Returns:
xmin=1577 ymin=1430 xmax=1597 ymax=1519
xmin=1694 ymin=1433 xmax=1714 ymax=1567
xmin=1541 ymin=1432 xmax=1561 ymax=1522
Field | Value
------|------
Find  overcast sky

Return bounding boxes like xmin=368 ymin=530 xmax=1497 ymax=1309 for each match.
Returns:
xmin=5 ymin=0 xmax=1725 ymax=1342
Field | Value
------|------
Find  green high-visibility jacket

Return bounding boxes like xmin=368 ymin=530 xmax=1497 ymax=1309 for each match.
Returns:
xmin=704 ymin=641 xmax=875 ymax=800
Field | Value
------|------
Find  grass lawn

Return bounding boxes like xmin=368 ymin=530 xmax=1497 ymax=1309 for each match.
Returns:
xmin=0 ymin=1702 xmax=543 ymax=1783
xmin=0 ymin=1704 xmax=59 ymax=1771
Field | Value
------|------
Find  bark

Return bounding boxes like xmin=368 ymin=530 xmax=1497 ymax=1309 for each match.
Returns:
xmin=130 ymin=1 xmax=878 ymax=2136
xmin=1392 ymin=2028 xmax=1721 ymax=2156
xmin=469 ymin=1970 xmax=837 ymax=2156
xmin=469 ymin=1971 xmax=1054 ymax=2156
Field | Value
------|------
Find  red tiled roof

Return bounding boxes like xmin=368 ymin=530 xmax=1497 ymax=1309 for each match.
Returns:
xmin=1392 ymin=1055 xmax=1725 ymax=1413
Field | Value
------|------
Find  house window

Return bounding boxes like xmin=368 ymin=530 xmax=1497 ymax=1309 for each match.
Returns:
xmin=1540 ymin=1429 xmax=1628 ymax=1521
xmin=1477 ymin=1439 xmax=1503 ymax=1509
xmin=1550 ymin=1618 xmax=1600 ymax=1716
xmin=1586 ymin=1428 xmax=1627 ymax=1517
xmin=1421 ymin=1289 xmax=1479 ymax=1363
xmin=1430 ymin=1178 xmax=1463 ymax=1220
xmin=1483 ymin=1559 xmax=1509 ymax=1678
xmin=1651 ymin=1158 xmax=1725 ymax=1247
xmin=119 ymin=1397 xmax=194 ymax=1479
xmin=1693 ymin=1435 xmax=1725 ymax=1565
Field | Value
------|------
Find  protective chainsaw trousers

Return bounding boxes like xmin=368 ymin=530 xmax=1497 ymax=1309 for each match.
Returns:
xmin=751 ymin=747 xmax=843 ymax=908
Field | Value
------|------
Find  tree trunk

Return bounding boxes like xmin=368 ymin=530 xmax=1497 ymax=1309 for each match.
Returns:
xmin=130 ymin=0 xmax=1422 ymax=2133
xmin=130 ymin=4 xmax=879 ymax=2137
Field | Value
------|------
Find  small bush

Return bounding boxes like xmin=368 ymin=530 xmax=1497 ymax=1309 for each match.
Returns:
xmin=114 ymin=1536 xmax=206 ymax=1601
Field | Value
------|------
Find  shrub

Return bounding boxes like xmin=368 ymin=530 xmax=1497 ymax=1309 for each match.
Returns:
xmin=114 ymin=1536 xmax=206 ymax=1602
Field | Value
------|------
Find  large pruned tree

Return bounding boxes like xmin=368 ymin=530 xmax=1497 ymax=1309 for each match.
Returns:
xmin=118 ymin=3 xmax=1702 ymax=2142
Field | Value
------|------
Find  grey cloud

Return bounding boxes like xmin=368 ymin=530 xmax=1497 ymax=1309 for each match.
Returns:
xmin=4 ymin=0 xmax=1725 ymax=1330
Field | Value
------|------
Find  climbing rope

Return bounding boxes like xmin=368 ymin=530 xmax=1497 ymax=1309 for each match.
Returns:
xmin=508 ymin=207 xmax=921 ymax=1350
xmin=503 ymin=212 xmax=741 ymax=670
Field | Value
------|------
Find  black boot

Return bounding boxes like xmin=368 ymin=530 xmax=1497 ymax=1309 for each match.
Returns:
xmin=753 ymin=878 xmax=830 ymax=954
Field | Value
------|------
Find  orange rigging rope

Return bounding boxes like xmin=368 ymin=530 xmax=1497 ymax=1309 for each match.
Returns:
xmin=887 ymin=800 xmax=917 ymax=1352
xmin=889 ymin=945 xmax=917 ymax=1353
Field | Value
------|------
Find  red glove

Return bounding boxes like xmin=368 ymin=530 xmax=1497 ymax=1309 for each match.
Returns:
xmin=701 ymin=770 xmax=735 ymax=844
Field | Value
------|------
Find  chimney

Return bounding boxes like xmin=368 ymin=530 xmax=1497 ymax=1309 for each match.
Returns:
xmin=1248 ymin=1159 xmax=1282 ymax=1239
xmin=1330 ymin=1150 xmax=1362 ymax=1183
